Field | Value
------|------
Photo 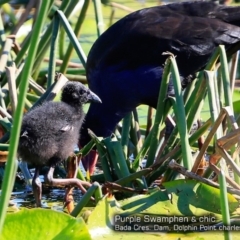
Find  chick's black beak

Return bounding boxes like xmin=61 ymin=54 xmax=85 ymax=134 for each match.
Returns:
xmin=88 ymin=91 xmax=102 ymax=103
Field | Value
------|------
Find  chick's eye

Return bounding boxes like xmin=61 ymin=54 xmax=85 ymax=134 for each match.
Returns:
xmin=79 ymin=89 xmax=86 ymax=95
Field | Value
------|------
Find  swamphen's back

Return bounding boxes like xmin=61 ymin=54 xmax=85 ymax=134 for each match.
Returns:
xmin=80 ymin=1 xmax=240 ymax=173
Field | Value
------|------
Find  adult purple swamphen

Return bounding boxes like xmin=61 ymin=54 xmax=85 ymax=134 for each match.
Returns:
xmin=18 ymin=81 xmax=101 ymax=207
xmin=80 ymin=1 xmax=240 ymax=174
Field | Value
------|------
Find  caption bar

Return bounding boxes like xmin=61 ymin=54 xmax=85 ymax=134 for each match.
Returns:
xmin=113 ymin=215 xmax=240 ymax=232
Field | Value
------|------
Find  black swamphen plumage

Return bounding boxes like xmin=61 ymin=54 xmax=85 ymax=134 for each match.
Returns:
xmin=80 ymin=1 xmax=240 ymax=174
xmin=18 ymin=81 xmax=101 ymax=207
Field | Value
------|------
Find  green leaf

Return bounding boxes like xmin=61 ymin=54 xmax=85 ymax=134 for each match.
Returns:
xmin=118 ymin=179 xmax=237 ymax=217
xmin=86 ymin=180 xmax=240 ymax=239
xmin=87 ymin=195 xmax=164 ymax=239
xmin=1 ymin=208 xmax=91 ymax=240
xmin=163 ymin=179 xmax=238 ymax=215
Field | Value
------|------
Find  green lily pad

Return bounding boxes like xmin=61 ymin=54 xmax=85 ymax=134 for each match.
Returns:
xmin=86 ymin=180 xmax=240 ymax=239
xmin=119 ymin=179 xmax=238 ymax=217
xmin=163 ymin=179 xmax=238 ymax=214
xmin=1 ymin=208 xmax=91 ymax=240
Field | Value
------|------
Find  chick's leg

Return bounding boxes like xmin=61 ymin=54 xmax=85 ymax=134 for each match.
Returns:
xmin=32 ymin=167 xmax=42 ymax=207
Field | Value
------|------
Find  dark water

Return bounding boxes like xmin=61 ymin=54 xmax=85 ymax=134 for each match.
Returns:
xmin=8 ymin=184 xmax=84 ymax=213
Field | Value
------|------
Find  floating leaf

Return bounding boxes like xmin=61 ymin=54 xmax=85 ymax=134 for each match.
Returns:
xmin=163 ymin=179 xmax=238 ymax=214
xmin=86 ymin=180 xmax=240 ymax=239
xmin=1 ymin=208 xmax=90 ymax=240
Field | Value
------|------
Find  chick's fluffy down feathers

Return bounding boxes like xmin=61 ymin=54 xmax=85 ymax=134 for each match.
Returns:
xmin=18 ymin=101 xmax=84 ymax=166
